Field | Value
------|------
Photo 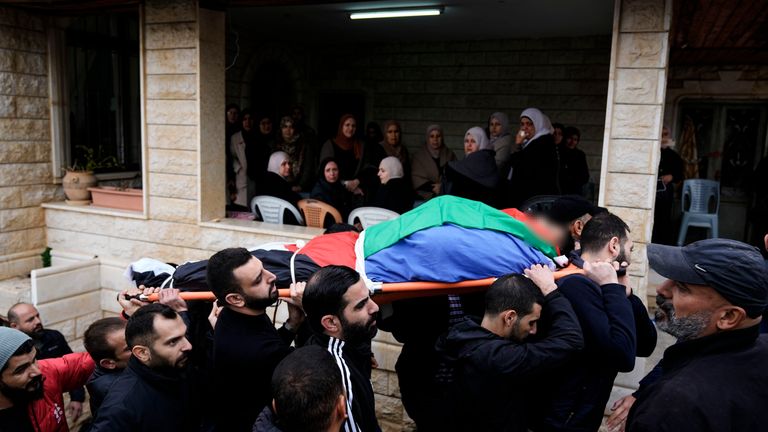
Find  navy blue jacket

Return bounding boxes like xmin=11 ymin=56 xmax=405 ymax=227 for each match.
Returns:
xmin=532 ymin=255 xmax=657 ymax=432
xmin=435 ymin=291 xmax=584 ymax=432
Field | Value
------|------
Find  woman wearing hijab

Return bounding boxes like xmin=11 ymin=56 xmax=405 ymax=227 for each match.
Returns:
xmin=502 ymin=107 xmax=560 ymax=208
xmin=488 ymin=112 xmax=514 ymax=169
xmin=253 ymin=151 xmax=302 ymax=225
xmin=319 ymin=114 xmax=384 ymax=203
xmin=230 ymin=108 xmax=271 ymax=208
xmin=275 ymin=116 xmax=316 ymax=192
xmin=310 ymin=157 xmax=354 ymax=225
xmin=380 ymin=120 xmax=411 ymax=184
xmin=411 ymin=124 xmax=457 ymax=201
xmin=442 ymin=126 xmax=499 ymax=207
xmin=373 ymin=156 xmax=414 ymax=214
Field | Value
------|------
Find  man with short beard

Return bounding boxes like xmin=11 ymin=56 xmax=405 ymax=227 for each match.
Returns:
xmin=89 ymin=304 xmax=195 ymax=431
xmin=0 ymin=327 xmax=93 ymax=431
xmin=206 ymin=247 xmax=305 ymax=432
xmin=8 ymin=303 xmax=86 ymax=423
xmin=531 ymin=212 xmax=657 ymax=432
xmin=302 ymin=265 xmax=381 ymax=432
xmin=624 ymin=239 xmax=768 ymax=432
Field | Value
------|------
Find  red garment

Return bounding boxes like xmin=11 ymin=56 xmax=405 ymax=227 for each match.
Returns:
xmin=294 ymin=231 xmax=359 ymax=268
xmin=26 ymin=352 xmax=95 ymax=432
xmin=333 ymin=114 xmax=363 ymax=159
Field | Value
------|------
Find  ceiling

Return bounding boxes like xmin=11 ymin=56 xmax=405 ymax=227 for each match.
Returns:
xmin=227 ymin=0 xmax=615 ymax=43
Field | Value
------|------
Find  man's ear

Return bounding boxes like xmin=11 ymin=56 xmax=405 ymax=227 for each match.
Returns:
xmin=572 ymin=219 xmax=585 ymax=237
xmin=99 ymin=358 xmax=118 ymax=370
xmin=9 ymin=322 xmax=18 ymax=329
xmin=320 ymin=315 xmax=339 ymax=333
xmin=716 ymin=306 xmax=747 ymax=331
xmin=335 ymin=394 xmax=348 ymax=421
xmin=502 ymin=310 xmax=518 ymax=327
xmin=608 ymin=236 xmax=620 ymax=256
xmin=131 ymin=345 xmax=150 ymax=363
xmin=225 ymin=292 xmax=244 ymax=308
xmin=271 ymin=399 xmax=278 ymax=416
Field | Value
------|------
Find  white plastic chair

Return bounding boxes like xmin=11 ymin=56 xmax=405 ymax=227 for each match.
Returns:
xmin=348 ymin=207 xmax=399 ymax=229
xmin=250 ymin=196 xmax=304 ymax=225
xmin=676 ymin=179 xmax=719 ymax=246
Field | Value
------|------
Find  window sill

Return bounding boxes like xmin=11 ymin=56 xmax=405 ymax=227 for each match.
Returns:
xmin=41 ymin=201 xmax=147 ymax=219
xmin=200 ymin=218 xmax=325 ymax=240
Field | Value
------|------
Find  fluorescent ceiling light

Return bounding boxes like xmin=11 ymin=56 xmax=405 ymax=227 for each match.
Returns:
xmin=350 ymin=8 xmax=443 ymax=20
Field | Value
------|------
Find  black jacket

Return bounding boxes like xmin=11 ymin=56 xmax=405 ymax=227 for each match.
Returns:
xmin=86 ymin=365 xmax=122 ymax=417
xmin=558 ymin=146 xmax=590 ymax=196
xmin=372 ymin=177 xmax=414 ymax=214
xmin=35 ymin=329 xmax=86 ymax=403
xmin=434 ymin=292 xmax=584 ymax=432
xmin=628 ymin=326 xmax=768 ymax=432
xmin=532 ymin=254 xmax=657 ymax=432
xmin=252 ymin=407 xmax=283 ymax=432
xmin=213 ymin=308 xmax=295 ymax=432
xmin=90 ymin=357 xmax=196 ymax=432
xmin=443 ymin=149 xmax=499 ymax=208
xmin=307 ymin=334 xmax=379 ymax=432
xmin=504 ymin=134 xmax=560 ymax=208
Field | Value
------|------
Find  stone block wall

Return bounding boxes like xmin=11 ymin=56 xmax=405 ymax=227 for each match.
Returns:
xmin=226 ymin=35 xmax=612 ymax=189
xmin=0 ymin=8 xmax=59 ymax=279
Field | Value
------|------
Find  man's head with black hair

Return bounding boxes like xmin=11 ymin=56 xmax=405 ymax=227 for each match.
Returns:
xmin=271 ymin=345 xmax=346 ymax=432
xmin=207 ymin=248 xmax=278 ymax=311
xmin=84 ymin=317 xmax=130 ymax=370
xmin=580 ymin=212 xmax=632 ymax=265
xmin=482 ymin=274 xmax=545 ymax=342
xmin=126 ymin=303 xmax=191 ymax=371
xmin=303 ymin=266 xmax=379 ymax=345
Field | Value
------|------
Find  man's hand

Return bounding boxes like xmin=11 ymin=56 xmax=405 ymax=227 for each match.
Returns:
xmin=66 ymin=401 xmax=83 ymax=421
xmin=660 ymin=174 xmax=673 ymax=185
xmin=524 ymin=264 xmax=558 ymax=296
xmin=583 ymin=261 xmax=619 ymax=286
xmin=208 ymin=302 xmax=222 ymax=328
xmin=158 ymin=288 xmax=188 ymax=313
xmin=285 ymin=282 xmax=306 ymax=330
xmin=606 ymin=394 xmax=636 ymax=432
xmin=118 ymin=286 xmax=159 ymax=317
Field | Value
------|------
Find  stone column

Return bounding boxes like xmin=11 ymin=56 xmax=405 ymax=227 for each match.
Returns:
xmin=0 ymin=8 xmax=56 ymax=279
xmin=599 ymin=0 xmax=672 ymax=300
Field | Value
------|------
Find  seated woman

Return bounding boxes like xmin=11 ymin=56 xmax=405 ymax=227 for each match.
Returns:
xmin=311 ymin=157 xmax=354 ymax=226
xmin=488 ymin=111 xmax=514 ymax=170
xmin=253 ymin=151 xmax=302 ymax=225
xmin=274 ymin=116 xmax=316 ymax=193
xmin=373 ymin=156 xmax=414 ymax=214
xmin=442 ymin=127 xmax=499 ymax=208
xmin=380 ymin=120 xmax=411 ymax=183
xmin=411 ymin=124 xmax=456 ymax=201
xmin=319 ymin=114 xmax=384 ymax=204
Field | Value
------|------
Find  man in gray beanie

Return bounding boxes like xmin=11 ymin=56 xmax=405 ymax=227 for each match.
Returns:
xmin=626 ymin=238 xmax=768 ymax=432
xmin=0 ymin=327 xmax=93 ymax=431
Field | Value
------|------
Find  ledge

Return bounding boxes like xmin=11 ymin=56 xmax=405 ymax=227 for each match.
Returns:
xmin=42 ymin=202 xmax=147 ymax=219
xmin=199 ymin=218 xmax=325 ymax=240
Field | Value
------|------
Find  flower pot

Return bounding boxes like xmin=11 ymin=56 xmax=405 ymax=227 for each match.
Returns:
xmin=87 ymin=187 xmax=143 ymax=212
xmin=62 ymin=170 xmax=98 ymax=202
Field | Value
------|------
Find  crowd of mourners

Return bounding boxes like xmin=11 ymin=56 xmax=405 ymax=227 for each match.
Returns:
xmin=1 ymin=193 xmax=766 ymax=432
xmin=224 ymin=104 xmax=591 ymax=224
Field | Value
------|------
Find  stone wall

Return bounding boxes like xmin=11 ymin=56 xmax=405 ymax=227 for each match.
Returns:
xmin=226 ymin=34 xmax=612 ymax=190
xmin=0 ymin=8 xmax=58 ymax=279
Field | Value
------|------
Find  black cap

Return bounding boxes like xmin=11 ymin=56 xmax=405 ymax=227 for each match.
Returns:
xmin=546 ymin=195 xmax=607 ymax=224
xmin=648 ymin=239 xmax=768 ymax=318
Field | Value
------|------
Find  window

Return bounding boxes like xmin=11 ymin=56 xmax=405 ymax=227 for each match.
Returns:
xmin=64 ymin=13 xmax=140 ymax=174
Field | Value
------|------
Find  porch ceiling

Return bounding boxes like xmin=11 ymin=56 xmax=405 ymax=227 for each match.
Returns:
xmin=671 ymin=0 xmax=768 ymax=64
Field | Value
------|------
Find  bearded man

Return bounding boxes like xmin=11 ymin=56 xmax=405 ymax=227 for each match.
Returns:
xmin=0 ymin=327 xmax=93 ymax=431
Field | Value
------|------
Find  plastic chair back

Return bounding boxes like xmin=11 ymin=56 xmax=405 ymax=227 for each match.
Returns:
xmin=348 ymin=207 xmax=400 ymax=229
xmin=250 ymin=195 xmax=304 ymax=225
xmin=297 ymin=198 xmax=342 ymax=228
xmin=681 ymin=179 xmax=719 ymax=214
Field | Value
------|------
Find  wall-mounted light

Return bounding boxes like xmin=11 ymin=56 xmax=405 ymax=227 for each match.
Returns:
xmin=349 ymin=7 xmax=443 ymax=20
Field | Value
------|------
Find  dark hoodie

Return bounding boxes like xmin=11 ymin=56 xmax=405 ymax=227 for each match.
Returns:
xmin=434 ymin=291 xmax=583 ymax=432
xmin=443 ymin=149 xmax=499 ymax=207
xmin=252 ymin=407 xmax=282 ymax=432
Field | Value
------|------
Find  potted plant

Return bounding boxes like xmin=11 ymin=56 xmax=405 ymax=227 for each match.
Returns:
xmin=62 ymin=146 xmax=120 ymax=204
xmin=88 ymin=179 xmax=143 ymax=212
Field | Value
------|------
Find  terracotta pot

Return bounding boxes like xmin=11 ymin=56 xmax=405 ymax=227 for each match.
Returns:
xmin=88 ymin=187 xmax=143 ymax=212
xmin=62 ymin=170 xmax=98 ymax=201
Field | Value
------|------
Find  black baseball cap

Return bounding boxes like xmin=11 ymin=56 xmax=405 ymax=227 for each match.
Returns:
xmin=546 ymin=195 xmax=607 ymax=224
xmin=648 ymin=239 xmax=768 ymax=318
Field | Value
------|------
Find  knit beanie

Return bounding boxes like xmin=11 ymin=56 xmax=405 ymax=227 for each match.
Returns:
xmin=0 ymin=327 xmax=32 ymax=371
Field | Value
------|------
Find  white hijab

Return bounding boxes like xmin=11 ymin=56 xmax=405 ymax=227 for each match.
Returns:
xmin=520 ymin=107 xmax=553 ymax=146
xmin=267 ymin=151 xmax=289 ymax=177
xmin=466 ymin=126 xmax=492 ymax=151
xmin=380 ymin=156 xmax=404 ymax=179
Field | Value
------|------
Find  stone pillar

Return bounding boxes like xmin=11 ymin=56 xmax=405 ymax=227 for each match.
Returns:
xmin=599 ymin=0 xmax=672 ymax=300
xmin=0 ymin=8 xmax=56 ymax=279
